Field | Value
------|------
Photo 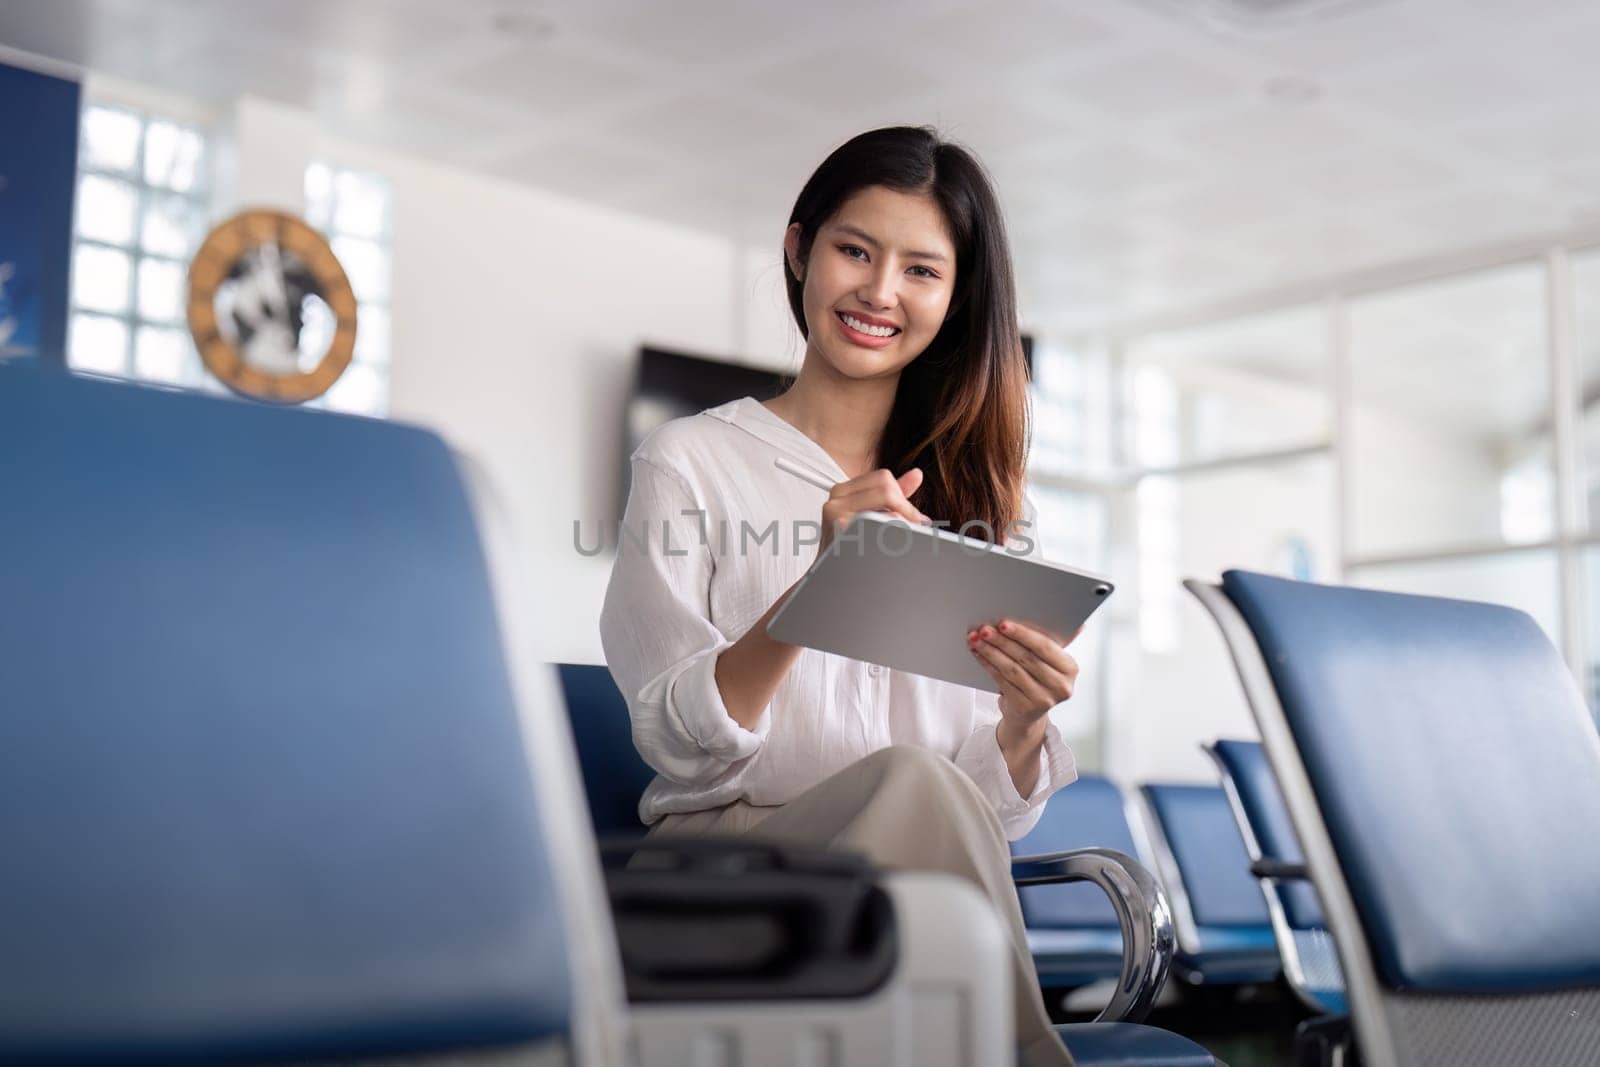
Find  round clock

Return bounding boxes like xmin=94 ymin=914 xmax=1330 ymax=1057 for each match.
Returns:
xmin=186 ymin=209 xmax=358 ymax=404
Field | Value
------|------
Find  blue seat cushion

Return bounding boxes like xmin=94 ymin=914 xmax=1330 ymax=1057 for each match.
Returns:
xmin=1011 ymin=777 xmax=1139 ymax=928
xmin=1179 ymin=925 xmax=1280 ymax=984
xmin=1210 ymin=739 xmax=1325 ymax=930
xmin=1223 ymin=569 xmax=1600 ymax=993
xmin=1055 ymin=1023 xmax=1217 ymax=1066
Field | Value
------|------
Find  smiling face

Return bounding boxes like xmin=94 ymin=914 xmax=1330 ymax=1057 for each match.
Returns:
xmin=785 ymin=184 xmax=958 ymax=382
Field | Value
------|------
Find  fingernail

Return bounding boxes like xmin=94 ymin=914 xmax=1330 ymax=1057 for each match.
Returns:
xmin=998 ymin=620 xmax=1011 ymax=634
xmin=981 ymin=626 xmax=993 ymax=638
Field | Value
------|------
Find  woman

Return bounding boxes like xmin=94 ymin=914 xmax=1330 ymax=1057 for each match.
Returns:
xmin=600 ymin=126 xmax=1083 ymax=1066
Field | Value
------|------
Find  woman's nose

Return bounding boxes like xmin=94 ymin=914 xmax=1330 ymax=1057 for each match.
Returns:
xmin=858 ymin=265 xmax=898 ymax=309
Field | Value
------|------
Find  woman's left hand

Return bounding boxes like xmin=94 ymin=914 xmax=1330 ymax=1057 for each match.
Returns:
xmin=967 ymin=619 xmax=1082 ymax=724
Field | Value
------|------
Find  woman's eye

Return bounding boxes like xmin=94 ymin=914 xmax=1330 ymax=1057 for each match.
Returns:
xmin=908 ymin=265 xmax=938 ymax=279
xmin=839 ymin=245 xmax=867 ymax=260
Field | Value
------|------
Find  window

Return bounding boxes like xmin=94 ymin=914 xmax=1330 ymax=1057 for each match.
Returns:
xmin=1346 ymin=263 xmax=1551 ymax=560
xmin=67 ymin=105 xmax=209 ymax=386
xmin=304 ymin=162 xmax=394 ymax=417
xmin=1030 ymin=338 xmax=1114 ymax=480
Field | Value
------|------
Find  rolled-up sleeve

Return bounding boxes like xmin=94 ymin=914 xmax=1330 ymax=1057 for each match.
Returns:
xmin=599 ymin=453 xmax=769 ymax=785
xmin=956 ymin=720 xmax=1078 ymax=839
xmin=954 ymin=485 xmax=1079 ymax=840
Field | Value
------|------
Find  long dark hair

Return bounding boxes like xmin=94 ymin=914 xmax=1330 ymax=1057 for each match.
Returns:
xmin=783 ymin=126 xmax=1030 ymax=543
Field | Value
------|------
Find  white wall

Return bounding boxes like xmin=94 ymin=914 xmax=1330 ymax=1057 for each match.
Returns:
xmin=220 ymin=97 xmax=784 ymax=665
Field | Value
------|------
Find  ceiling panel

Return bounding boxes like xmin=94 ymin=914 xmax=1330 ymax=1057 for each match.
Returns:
xmin=3 ymin=0 xmax=1598 ymax=340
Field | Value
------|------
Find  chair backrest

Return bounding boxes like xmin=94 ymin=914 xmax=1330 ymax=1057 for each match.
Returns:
xmin=0 ymin=366 xmax=578 ymax=1063
xmin=1140 ymin=784 xmax=1268 ymax=929
xmin=1204 ymin=739 xmax=1346 ymax=1013
xmin=1207 ymin=739 xmax=1324 ymax=930
xmin=557 ymin=663 xmax=656 ymax=837
xmin=1010 ymin=776 xmax=1143 ymax=928
xmin=1193 ymin=569 xmax=1600 ymax=1067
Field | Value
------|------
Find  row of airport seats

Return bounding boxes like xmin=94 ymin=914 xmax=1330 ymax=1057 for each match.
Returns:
xmin=0 ymin=365 xmax=1220 ymax=1067
xmin=1021 ymin=567 xmax=1600 ymax=1067
xmin=1010 ymin=775 xmax=1279 ymax=999
xmin=1183 ymin=571 xmax=1600 ymax=1067
xmin=1009 ymin=756 xmax=1347 ymax=1018
xmin=18 ymin=365 xmax=1594 ymax=1065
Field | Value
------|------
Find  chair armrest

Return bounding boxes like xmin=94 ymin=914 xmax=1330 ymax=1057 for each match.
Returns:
xmin=1249 ymin=858 xmax=1310 ymax=880
xmin=1011 ymin=847 xmax=1175 ymax=1023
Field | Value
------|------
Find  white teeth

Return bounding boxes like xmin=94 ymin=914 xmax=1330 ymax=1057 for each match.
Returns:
xmin=841 ymin=313 xmax=898 ymax=338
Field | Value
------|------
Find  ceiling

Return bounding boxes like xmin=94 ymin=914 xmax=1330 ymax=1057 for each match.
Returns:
xmin=3 ymin=0 xmax=1600 ymax=338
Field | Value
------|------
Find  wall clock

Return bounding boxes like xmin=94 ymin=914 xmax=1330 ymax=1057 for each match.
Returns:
xmin=187 ymin=209 xmax=357 ymax=403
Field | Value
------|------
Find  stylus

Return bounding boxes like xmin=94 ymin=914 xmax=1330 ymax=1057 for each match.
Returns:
xmin=774 ymin=455 xmax=838 ymax=492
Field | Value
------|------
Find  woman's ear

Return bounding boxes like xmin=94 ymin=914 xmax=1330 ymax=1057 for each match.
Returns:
xmin=783 ymin=223 xmax=805 ymax=281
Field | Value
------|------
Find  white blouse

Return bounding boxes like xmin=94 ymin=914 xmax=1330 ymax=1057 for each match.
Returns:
xmin=598 ymin=396 xmax=1078 ymax=840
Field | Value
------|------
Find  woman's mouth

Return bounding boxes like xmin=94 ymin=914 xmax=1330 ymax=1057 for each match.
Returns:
xmin=835 ymin=311 xmax=901 ymax=348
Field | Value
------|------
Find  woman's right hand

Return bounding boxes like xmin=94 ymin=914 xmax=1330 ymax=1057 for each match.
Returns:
xmin=818 ymin=467 xmax=931 ymax=556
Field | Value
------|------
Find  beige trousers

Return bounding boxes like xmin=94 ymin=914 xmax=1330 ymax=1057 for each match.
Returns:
xmin=649 ymin=745 xmax=1075 ymax=1067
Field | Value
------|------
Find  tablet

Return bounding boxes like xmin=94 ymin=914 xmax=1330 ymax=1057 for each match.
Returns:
xmin=765 ymin=511 xmax=1114 ymax=694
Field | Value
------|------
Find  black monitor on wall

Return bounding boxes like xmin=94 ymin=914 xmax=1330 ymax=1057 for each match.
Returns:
xmin=617 ymin=347 xmax=789 ymax=525
xmin=627 ymin=346 xmax=789 ymax=460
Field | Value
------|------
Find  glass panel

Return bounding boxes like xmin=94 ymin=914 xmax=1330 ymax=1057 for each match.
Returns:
xmin=81 ymin=106 xmax=141 ymax=174
xmin=323 ymin=362 xmax=386 ymax=417
xmin=72 ymin=245 xmax=132 ymax=313
xmin=69 ymin=313 xmax=129 ymax=374
xmin=134 ymin=325 xmax=191 ymax=384
xmin=353 ymin=304 xmax=389 ymax=365
xmin=1347 ymin=263 xmax=1551 ymax=559
xmin=1034 ymin=488 xmax=1107 ymax=570
xmin=76 ymin=174 xmax=138 ymax=246
xmin=1122 ymin=303 xmax=1328 ymax=467
xmin=143 ymin=120 xmax=204 ymax=192
xmin=137 ymin=258 xmax=186 ymax=322
xmin=1031 ymin=339 xmax=1113 ymax=479
xmin=304 ymin=162 xmax=333 ymax=231
xmin=1137 ymin=475 xmax=1181 ymax=654
xmin=1349 ymin=547 xmax=1562 ymax=650
xmin=1113 ymin=454 xmax=1337 ymax=782
xmin=1030 ymin=487 xmax=1111 ymax=769
xmin=1581 ymin=547 xmax=1600 ymax=716
xmin=142 ymin=193 xmax=203 ymax=258
xmin=331 ymin=235 xmax=389 ymax=304
xmin=332 ymin=169 xmax=390 ymax=240
xmin=1572 ymin=248 xmax=1600 ymax=534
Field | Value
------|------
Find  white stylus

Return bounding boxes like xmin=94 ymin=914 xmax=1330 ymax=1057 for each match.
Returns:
xmin=775 ymin=455 xmax=936 ymax=529
xmin=773 ymin=455 xmax=838 ymax=492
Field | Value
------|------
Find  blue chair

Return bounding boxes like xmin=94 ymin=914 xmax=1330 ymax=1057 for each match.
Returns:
xmin=558 ymin=662 xmax=656 ymax=838
xmin=1137 ymin=784 xmax=1280 ymax=988
xmin=0 ymin=365 xmax=601 ymax=1062
xmin=1189 ymin=569 xmax=1600 ymax=1066
xmin=1204 ymin=740 xmax=1346 ymax=1015
xmin=562 ymin=665 xmax=1221 ymax=1064
xmin=1008 ymin=776 xmax=1148 ymax=991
